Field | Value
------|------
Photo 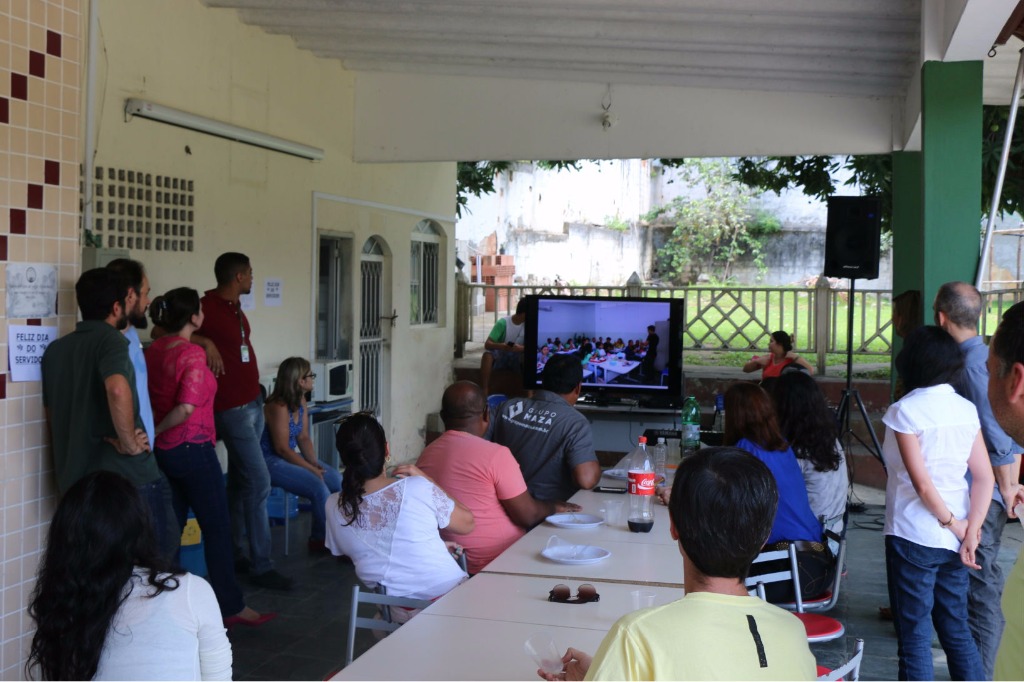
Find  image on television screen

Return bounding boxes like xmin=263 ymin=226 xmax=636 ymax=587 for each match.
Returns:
xmin=533 ymin=299 xmax=672 ymax=391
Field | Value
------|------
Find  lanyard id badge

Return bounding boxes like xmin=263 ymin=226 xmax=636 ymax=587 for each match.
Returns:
xmin=235 ymin=306 xmax=250 ymax=363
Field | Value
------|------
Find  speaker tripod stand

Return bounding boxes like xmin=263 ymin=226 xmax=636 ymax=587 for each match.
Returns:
xmin=835 ymin=279 xmax=885 ymax=471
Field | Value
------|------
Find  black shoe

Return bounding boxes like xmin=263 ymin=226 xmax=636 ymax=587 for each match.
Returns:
xmin=234 ymin=556 xmax=251 ymax=574
xmin=250 ymin=569 xmax=294 ymax=591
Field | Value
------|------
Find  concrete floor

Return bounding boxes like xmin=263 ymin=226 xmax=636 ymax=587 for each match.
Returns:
xmin=228 ymin=485 xmax=1024 ymax=680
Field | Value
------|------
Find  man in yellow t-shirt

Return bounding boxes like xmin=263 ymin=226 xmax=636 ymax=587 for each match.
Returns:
xmin=538 ymin=448 xmax=816 ymax=681
xmin=987 ymin=302 xmax=1024 ymax=681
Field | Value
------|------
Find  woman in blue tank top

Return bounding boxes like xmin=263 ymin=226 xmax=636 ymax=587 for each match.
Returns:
xmin=261 ymin=357 xmax=342 ymax=553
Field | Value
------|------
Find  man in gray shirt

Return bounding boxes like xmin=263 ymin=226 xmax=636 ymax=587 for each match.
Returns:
xmin=491 ymin=354 xmax=601 ymax=500
xmin=935 ymin=281 xmax=1022 ymax=679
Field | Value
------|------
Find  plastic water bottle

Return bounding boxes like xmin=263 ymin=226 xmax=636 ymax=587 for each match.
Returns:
xmin=627 ymin=436 xmax=655 ymax=533
xmin=681 ymin=396 xmax=701 ymax=458
xmin=651 ymin=437 xmax=668 ymax=482
xmin=712 ymin=394 xmax=726 ymax=433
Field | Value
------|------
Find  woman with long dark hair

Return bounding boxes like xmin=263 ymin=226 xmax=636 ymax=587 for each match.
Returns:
xmin=27 ymin=471 xmax=232 ymax=680
xmin=883 ymin=325 xmax=991 ymax=680
xmin=325 ymin=413 xmax=473 ymax=618
xmin=742 ymin=330 xmax=814 ymax=379
xmin=724 ymin=382 xmax=831 ymax=600
xmin=145 ymin=287 xmax=271 ymax=627
xmin=770 ymin=371 xmax=849 ymax=548
xmin=261 ymin=356 xmax=342 ymax=553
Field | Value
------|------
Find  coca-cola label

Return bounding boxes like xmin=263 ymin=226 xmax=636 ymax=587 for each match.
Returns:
xmin=628 ymin=470 xmax=656 ymax=496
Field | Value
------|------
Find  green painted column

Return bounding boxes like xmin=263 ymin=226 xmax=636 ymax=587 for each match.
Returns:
xmin=890 ymin=151 xmax=923 ymax=394
xmin=920 ymin=60 xmax=983 ymax=296
xmin=891 ymin=150 xmax=923 ymax=314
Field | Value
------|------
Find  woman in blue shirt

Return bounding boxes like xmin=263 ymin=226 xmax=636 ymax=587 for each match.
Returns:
xmin=724 ymin=382 xmax=832 ymax=601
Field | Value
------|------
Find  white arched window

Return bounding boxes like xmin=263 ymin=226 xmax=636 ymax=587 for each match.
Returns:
xmin=410 ymin=220 xmax=442 ymax=325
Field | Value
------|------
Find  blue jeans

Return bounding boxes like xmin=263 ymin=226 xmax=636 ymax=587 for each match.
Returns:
xmin=215 ymin=397 xmax=273 ymax=575
xmin=968 ymin=502 xmax=1007 ymax=680
xmin=264 ymin=455 xmax=342 ymax=541
xmin=885 ymin=534 xmax=985 ymax=681
xmin=156 ymin=442 xmax=245 ymax=616
xmin=136 ymin=475 xmax=176 ymax=561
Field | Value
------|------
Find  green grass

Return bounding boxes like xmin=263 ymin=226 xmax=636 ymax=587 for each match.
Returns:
xmin=684 ymin=350 xmax=892 ymax=380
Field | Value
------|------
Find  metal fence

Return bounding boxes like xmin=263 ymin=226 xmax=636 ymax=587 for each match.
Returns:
xmin=456 ymin=282 xmax=1024 ymax=373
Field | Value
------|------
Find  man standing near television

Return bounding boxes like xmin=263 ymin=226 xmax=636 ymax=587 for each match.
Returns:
xmin=641 ymin=324 xmax=659 ymax=379
xmin=194 ymin=252 xmax=293 ymax=591
xmin=480 ymin=298 xmax=527 ymax=396
xmin=491 ymin=354 xmax=601 ymax=500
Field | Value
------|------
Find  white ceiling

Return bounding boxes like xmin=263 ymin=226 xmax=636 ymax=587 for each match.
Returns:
xmin=206 ymin=0 xmax=924 ymax=99
xmin=202 ymin=0 xmax=1022 ymax=161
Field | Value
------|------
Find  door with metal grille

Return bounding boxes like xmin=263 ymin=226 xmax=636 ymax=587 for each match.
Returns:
xmin=360 ymin=238 xmax=387 ymax=416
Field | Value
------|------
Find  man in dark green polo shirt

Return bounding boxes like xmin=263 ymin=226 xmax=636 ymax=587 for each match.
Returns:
xmin=42 ymin=268 xmax=173 ymax=554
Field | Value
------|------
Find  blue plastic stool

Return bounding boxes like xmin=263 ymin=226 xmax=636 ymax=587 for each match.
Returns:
xmin=178 ymin=510 xmax=207 ymax=577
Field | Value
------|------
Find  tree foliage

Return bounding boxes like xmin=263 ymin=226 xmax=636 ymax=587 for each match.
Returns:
xmin=733 ymin=106 xmax=1023 ymax=231
xmin=456 ymin=161 xmax=589 ymax=217
xmin=645 ymin=159 xmax=768 ymax=285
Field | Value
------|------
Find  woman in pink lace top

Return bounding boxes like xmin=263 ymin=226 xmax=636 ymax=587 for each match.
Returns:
xmin=146 ymin=287 xmax=271 ymax=628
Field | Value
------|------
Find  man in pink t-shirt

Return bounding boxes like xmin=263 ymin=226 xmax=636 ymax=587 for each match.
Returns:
xmin=418 ymin=381 xmax=581 ymax=573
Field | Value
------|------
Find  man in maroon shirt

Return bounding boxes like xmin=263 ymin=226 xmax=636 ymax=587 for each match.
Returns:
xmin=193 ymin=253 xmax=293 ymax=590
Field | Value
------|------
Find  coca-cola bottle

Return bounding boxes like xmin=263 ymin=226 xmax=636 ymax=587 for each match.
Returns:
xmin=627 ymin=436 xmax=655 ymax=533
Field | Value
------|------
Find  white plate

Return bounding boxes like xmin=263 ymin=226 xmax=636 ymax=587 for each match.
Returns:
xmin=546 ymin=513 xmax=604 ymax=529
xmin=541 ymin=544 xmax=612 ymax=565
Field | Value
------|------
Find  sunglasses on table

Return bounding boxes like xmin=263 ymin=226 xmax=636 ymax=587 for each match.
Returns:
xmin=548 ymin=583 xmax=600 ymax=604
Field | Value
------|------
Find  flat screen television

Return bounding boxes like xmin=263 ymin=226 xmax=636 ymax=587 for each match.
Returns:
xmin=522 ymin=295 xmax=684 ymax=405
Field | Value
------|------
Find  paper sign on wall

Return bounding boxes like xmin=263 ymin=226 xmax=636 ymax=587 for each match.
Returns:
xmin=240 ymin=292 xmax=255 ymax=311
xmin=264 ymin=278 xmax=283 ymax=307
xmin=8 ymin=325 xmax=58 ymax=382
xmin=6 ymin=263 xmax=58 ymax=318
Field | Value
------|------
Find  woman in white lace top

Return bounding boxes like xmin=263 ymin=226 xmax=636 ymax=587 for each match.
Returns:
xmin=326 ymin=413 xmax=474 ymax=603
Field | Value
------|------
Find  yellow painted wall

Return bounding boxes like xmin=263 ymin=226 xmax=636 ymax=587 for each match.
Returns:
xmin=91 ymin=0 xmax=456 ymax=455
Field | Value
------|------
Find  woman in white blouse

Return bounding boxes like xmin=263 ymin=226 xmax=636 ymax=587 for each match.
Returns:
xmin=883 ymin=325 xmax=992 ymax=681
xmin=27 ymin=471 xmax=232 ymax=681
xmin=326 ymin=413 xmax=473 ymax=616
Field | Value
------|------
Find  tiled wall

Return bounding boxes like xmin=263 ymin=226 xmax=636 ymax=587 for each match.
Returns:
xmin=1 ymin=0 xmax=82 ymax=677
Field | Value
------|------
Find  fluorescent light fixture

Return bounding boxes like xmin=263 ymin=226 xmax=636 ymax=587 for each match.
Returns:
xmin=125 ymin=98 xmax=324 ymax=161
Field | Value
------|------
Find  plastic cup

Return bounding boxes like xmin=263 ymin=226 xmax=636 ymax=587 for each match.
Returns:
xmin=603 ymin=499 xmax=625 ymax=527
xmin=524 ymin=632 xmax=563 ymax=675
xmin=631 ymin=589 xmax=656 ymax=611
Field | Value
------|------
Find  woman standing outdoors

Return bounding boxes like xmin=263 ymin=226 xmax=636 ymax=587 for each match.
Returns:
xmin=146 ymin=288 xmax=271 ymax=627
xmin=743 ymin=330 xmax=815 ymax=379
xmin=261 ymin=357 xmax=342 ymax=553
xmin=883 ymin=325 xmax=992 ymax=680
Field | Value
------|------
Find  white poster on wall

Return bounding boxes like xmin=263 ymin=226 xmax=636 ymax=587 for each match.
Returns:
xmin=240 ymin=292 xmax=255 ymax=311
xmin=6 ymin=263 xmax=58 ymax=318
xmin=264 ymin=278 xmax=282 ymax=307
xmin=8 ymin=325 xmax=58 ymax=382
